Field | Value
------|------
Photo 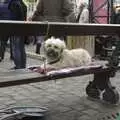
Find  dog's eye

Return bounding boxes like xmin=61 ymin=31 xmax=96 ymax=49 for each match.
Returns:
xmin=47 ymin=44 xmax=51 ymax=47
xmin=54 ymin=45 xmax=58 ymax=49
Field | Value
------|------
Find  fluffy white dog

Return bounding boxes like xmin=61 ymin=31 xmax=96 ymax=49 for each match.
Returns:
xmin=42 ymin=37 xmax=91 ymax=70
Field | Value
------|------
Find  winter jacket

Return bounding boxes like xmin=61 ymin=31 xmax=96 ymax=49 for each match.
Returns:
xmin=31 ymin=0 xmax=76 ymax=22
xmin=8 ymin=0 xmax=27 ymax=20
xmin=112 ymin=12 xmax=120 ymax=24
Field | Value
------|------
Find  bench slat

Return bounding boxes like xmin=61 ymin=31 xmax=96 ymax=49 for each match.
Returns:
xmin=0 ymin=61 xmax=110 ymax=88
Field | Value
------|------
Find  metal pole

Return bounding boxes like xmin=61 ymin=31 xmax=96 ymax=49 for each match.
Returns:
xmin=107 ymin=0 xmax=110 ymax=23
xmin=89 ymin=0 xmax=93 ymax=23
xmin=110 ymin=0 xmax=114 ymax=23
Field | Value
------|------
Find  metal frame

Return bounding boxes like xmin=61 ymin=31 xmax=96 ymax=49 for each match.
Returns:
xmin=0 ymin=21 xmax=120 ymax=36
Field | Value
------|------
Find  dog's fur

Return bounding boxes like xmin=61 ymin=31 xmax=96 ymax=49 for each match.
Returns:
xmin=42 ymin=37 xmax=91 ymax=69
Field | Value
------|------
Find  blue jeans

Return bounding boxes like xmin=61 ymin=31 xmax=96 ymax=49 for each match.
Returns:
xmin=11 ymin=36 xmax=26 ymax=69
xmin=0 ymin=36 xmax=8 ymax=60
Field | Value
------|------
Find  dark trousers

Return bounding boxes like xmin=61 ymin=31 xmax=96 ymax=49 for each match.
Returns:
xmin=11 ymin=36 xmax=26 ymax=69
xmin=36 ymin=43 xmax=41 ymax=54
xmin=0 ymin=36 xmax=9 ymax=60
xmin=35 ymin=36 xmax=44 ymax=54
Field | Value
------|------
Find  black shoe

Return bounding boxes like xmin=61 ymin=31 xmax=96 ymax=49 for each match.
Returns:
xmin=0 ymin=59 xmax=2 ymax=62
xmin=10 ymin=66 xmax=17 ymax=70
xmin=0 ymin=57 xmax=3 ymax=62
xmin=10 ymin=56 xmax=13 ymax=60
xmin=36 ymin=44 xmax=41 ymax=54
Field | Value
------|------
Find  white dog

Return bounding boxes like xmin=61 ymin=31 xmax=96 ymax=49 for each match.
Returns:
xmin=42 ymin=37 xmax=91 ymax=70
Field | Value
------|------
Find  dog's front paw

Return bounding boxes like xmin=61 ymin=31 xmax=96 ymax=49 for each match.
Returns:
xmin=40 ymin=64 xmax=56 ymax=73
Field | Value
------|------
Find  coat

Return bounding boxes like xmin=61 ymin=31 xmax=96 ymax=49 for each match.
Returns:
xmin=79 ymin=7 xmax=89 ymax=23
xmin=8 ymin=0 xmax=27 ymax=21
xmin=112 ymin=12 xmax=120 ymax=24
xmin=31 ymin=0 xmax=76 ymax=22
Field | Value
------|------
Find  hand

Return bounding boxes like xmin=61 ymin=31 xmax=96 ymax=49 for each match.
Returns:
xmin=27 ymin=17 xmax=32 ymax=21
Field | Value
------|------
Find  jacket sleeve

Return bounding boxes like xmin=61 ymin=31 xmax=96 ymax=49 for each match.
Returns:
xmin=31 ymin=0 xmax=43 ymax=21
xmin=79 ymin=9 xmax=89 ymax=23
xmin=62 ymin=0 xmax=77 ymax=22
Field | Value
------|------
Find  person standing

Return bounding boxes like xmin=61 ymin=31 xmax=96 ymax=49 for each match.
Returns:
xmin=78 ymin=2 xmax=94 ymax=57
xmin=29 ymin=0 xmax=76 ymax=54
xmin=0 ymin=0 xmax=12 ymax=61
xmin=31 ymin=0 xmax=76 ymax=22
xmin=8 ymin=0 xmax=27 ymax=69
xmin=112 ymin=7 xmax=120 ymax=24
xmin=67 ymin=1 xmax=94 ymax=57
xmin=78 ymin=2 xmax=89 ymax=23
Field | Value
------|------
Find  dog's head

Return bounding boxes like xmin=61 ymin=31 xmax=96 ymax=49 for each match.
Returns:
xmin=44 ymin=37 xmax=66 ymax=62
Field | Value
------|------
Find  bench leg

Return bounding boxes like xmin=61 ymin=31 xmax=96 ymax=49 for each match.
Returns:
xmin=86 ymin=72 xmax=119 ymax=104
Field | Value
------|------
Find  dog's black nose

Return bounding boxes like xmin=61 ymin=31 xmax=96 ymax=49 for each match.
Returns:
xmin=47 ymin=49 xmax=58 ymax=58
xmin=48 ymin=49 xmax=54 ymax=53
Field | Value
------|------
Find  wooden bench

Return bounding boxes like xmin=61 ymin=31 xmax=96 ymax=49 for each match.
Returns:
xmin=0 ymin=60 xmax=119 ymax=104
xmin=0 ymin=21 xmax=120 ymax=105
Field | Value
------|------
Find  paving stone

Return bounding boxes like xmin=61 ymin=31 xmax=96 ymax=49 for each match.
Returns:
xmin=48 ymin=105 xmax=72 ymax=114
xmin=77 ymin=115 xmax=91 ymax=120
xmin=70 ymin=104 xmax=86 ymax=111
xmin=46 ymin=110 xmax=83 ymax=120
xmin=57 ymin=94 xmax=82 ymax=106
xmin=11 ymin=94 xmax=29 ymax=101
xmin=33 ymin=97 xmax=55 ymax=106
xmin=0 ymin=96 xmax=13 ymax=104
xmin=82 ymin=109 xmax=99 ymax=116
xmin=12 ymin=99 xmax=41 ymax=106
xmin=42 ymin=101 xmax=62 ymax=109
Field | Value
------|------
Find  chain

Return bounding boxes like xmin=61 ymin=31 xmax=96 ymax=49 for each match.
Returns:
xmin=42 ymin=21 xmax=50 ymax=73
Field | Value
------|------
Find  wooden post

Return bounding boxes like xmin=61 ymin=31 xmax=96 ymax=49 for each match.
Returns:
xmin=67 ymin=36 xmax=95 ymax=57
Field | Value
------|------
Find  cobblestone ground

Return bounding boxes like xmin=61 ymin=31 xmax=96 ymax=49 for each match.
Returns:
xmin=0 ymin=45 xmax=120 ymax=120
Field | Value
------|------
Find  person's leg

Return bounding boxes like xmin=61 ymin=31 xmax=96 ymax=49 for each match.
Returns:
xmin=0 ymin=36 xmax=8 ymax=61
xmin=11 ymin=36 xmax=26 ymax=69
xmin=36 ymin=43 xmax=41 ymax=54
xmin=9 ymin=37 xmax=13 ymax=60
xmin=33 ymin=36 xmax=37 ymax=45
xmin=35 ymin=36 xmax=44 ymax=54
xmin=20 ymin=36 xmax=26 ymax=68
xmin=0 ymin=38 xmax=2 ymax=61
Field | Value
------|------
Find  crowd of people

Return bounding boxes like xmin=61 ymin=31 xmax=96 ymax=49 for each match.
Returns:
xmin=0 ymin=0 xmax=89 ymax=69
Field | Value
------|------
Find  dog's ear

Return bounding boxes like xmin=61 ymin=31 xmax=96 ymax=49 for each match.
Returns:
xmin=51 ymin=36 xmax=55 ymax=39
xmin=61 ymin=40 xmax=66 ymax=49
